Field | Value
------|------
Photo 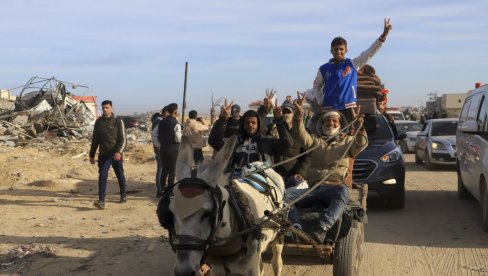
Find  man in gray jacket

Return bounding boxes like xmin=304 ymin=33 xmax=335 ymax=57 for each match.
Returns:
xmin=89 ymin=100 xmax=127 ymax=209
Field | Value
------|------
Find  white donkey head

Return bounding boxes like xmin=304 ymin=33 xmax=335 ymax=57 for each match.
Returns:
xmin=170 ymin=136 xmax=236 ymax=276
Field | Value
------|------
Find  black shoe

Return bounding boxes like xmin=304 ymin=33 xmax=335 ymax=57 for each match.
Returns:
xmin=120 ymin=194 xmax=127 ymax=203
xmin=93 ymin=200 xmax=105 ymax=209
xmin=310 ymin=226 xmax=327 ymax=244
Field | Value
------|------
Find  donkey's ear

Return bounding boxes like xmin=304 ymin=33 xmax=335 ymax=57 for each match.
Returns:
xmin=176 ymin=136 xmax=194 ymax=180
xmin=211 ymin=135 xmax=237 ymax=175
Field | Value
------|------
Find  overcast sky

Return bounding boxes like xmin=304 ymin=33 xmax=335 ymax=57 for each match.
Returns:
xmin=1 ymin=0 xmax=487 ymax=115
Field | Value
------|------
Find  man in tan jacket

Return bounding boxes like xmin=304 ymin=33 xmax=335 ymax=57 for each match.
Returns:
xmin=183 ymin=110 xmax=209 ymax=164
xmin=286 ymin=93 xmax=368 ymax=243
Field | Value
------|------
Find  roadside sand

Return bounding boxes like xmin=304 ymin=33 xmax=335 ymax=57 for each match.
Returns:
xmin=1 ymin=143 xmax=487 ymax=276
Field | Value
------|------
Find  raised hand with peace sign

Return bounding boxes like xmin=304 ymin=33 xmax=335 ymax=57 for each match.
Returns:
xmin=294 ymin=91 xmax=307 ymax=119
xmin=380 ymin=17 xmax=392 ymax=41
xmin=263 ymin=88 xmax=276 ymax=112
xmin=272 ymin=98 xmax=282 ymax=119
xmin=220 ymin=98 xmax=234 ymax=120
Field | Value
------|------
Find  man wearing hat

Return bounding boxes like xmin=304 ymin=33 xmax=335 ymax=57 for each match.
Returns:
xmin=286 ymin=93 xmax=368 ymax=243
xmin=271 ymin=102 xmax=311 ymax=189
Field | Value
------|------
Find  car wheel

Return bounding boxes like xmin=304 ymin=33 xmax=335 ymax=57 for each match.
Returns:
xmin=425 ymin=151 xmax=434 ymax=170
xmin=415 ymin=149 xmax=423 ymax=164
xmin=399 ymin=141 xmax=408 ymax=153
xmin=388 ymin=186 xmax=405 ymax=209
xmin=481 ymin=180 xmax=488 ymax=232
xmin=457 ymin=165 xmax=471 ymax=199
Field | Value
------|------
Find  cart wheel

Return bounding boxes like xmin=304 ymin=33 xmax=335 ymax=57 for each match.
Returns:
xmin=333 ymin=227 xmax=361 ymax=276
xmin=352 ymin=221 xmax=365 ymax=261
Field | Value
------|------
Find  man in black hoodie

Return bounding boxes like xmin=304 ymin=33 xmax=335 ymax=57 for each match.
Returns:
xmin=89 ymin=100 xmax=127 ymax=209
xmin=209 ymin=91 xmax=292 ymax=170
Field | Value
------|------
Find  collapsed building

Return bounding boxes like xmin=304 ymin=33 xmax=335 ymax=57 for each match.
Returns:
xmin=0 ymin=77 xmax=97 ymax=146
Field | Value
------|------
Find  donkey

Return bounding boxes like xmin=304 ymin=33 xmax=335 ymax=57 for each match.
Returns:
xmin=168 ymin=136 xmax=284 ymax=276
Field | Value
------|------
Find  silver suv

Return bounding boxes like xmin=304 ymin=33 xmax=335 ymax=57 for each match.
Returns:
xmin=456 ymin=84 xmax=488 ymax=232
xmin=415 ymin=118 xmax=458 ymax=169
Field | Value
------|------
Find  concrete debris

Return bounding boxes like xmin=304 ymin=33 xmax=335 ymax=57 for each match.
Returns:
xmin=0 ymin=244 xmax=56 ymax=274
xmin=1 ymin=78 xmax=154 ymax=149
xmin=0 ymin=77 xmax=96 ymax=147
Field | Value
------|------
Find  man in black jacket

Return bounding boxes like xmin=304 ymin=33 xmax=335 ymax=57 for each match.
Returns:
xmin=209 ymin=91 xmax=292 ymax=171
xmin=271 ymin=102 xmax=311 ymax=187
xmin=89 ymin=100 xmax=127 ymax=209
xmin=158 ymin=103 xmax=181 ymax=190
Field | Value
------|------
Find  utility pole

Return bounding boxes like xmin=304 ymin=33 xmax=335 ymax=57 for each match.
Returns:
xmin=181 ymin=62 xmax=188 ymax=122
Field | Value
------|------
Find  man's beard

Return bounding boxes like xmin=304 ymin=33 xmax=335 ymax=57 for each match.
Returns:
xmin=323 ymin=125 xmax=340 ymax=136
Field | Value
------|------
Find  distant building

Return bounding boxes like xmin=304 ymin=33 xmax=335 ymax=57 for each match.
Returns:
xmin=440 ymin=93 xmax=466 ymax=117
xmin=71 ymin=95 xmax=98 ymax=123
xmin=0 ymin=89 xmax=16 ymax=101
xmin=248 ymin=100 xmax=264 ymax=111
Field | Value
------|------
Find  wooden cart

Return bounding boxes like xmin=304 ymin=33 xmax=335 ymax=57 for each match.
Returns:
xmin=278 ymin=183 xmax=368 ymax=276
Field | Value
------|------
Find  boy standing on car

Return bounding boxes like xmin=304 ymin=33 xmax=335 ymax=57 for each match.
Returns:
xmin=89 ymin=100 xmax=127 ymax=209
xmin=309 ymin=18 xmax=392 ymax=121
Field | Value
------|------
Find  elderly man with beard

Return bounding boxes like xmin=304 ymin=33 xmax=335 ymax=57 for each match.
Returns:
xmin=286 ymin=92 xmax=368 ymax=243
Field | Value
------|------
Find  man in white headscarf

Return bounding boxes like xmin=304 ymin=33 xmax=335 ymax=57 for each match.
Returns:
xmin=285 ymin=93 xmax=368 ymax=243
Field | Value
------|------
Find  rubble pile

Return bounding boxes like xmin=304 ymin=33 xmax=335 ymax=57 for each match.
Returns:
xmin=126 ymin=127 xmax=151 ymax=144
xmin=0 ymin=77 xmax=95 ymax=147
xmin=0 ymin=244 xmax=56 ymax=274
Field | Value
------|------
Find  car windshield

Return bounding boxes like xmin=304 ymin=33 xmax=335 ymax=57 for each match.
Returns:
xmin=363 ymin=114 xmax=392 ymax=141
xmin=431 ymin=121 xmax=458 ymax=136
xmin=396 ymin=122 xmax=422 ymax=132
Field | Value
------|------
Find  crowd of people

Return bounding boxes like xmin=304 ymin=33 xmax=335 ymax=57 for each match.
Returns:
xmin=88 ymin=18 xmax=392 ymax=243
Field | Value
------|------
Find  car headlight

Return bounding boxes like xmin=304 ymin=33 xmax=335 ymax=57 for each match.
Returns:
xmin=431 ymin=142 xmax=446 ymax=150
xmin=380 ymin=148 xmax=401 ymax=163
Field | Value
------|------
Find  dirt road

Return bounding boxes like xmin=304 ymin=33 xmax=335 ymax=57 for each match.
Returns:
xmin=1 ymin=144 xmax=487 ymax=276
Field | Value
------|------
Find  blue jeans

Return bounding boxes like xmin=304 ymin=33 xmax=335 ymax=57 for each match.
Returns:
xmin=98 ymin=155 xmax=127 ymax=202
xmin=286 ymin=184 xmax=349 ymax=231
xmin=155 ymin=151 xmax=163 ymax=193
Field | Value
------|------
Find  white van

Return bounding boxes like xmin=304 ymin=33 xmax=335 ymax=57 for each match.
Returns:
xmin=456 ymin=84 xmax=488 ymax=232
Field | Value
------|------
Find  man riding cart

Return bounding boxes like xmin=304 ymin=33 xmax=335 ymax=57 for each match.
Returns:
xmin=269 ymin=93 xmax=368 ymax=276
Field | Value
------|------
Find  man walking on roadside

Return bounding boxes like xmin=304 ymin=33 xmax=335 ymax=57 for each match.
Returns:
xmin=183 ymin=110 xmax=209 ymax=164
xmin=158 ymin=103 xmax=181 ymax=190
xmin=89 ymin=100 xmax=127 ymax=209
xmin=151 ymin=106 xmax=168 ymax=197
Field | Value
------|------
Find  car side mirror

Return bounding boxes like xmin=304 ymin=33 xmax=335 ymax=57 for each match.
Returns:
xmin=459 ymin=120 xmax=480 ymax=133
xmin=396 ymin=131 xmax=407 ymax=140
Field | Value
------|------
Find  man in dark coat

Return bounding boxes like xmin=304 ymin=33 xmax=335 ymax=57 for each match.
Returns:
xmin=89 ymin=100 xmax=127 ymax=209
xmin=157 ymin=103 xmax=181 ymax=190
xmin=209 ymin=91 xmax=292 ymax=171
